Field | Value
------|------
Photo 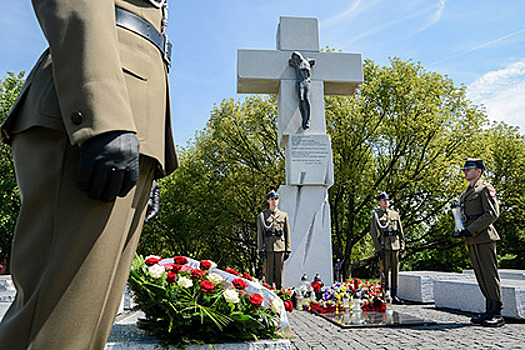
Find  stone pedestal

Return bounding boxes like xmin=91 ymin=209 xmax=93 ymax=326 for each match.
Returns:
xmin=279 ymin=186 xmax=333 ymax=287
xmin=434 ymin=278 xmax=525 ymax=319
xmin=397 ymin=271 xmax=475 ymax=303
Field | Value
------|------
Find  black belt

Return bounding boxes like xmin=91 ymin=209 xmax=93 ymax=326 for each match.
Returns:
xmin=383 ymin=230 xmax=400 ymax=237
xmin=115 ymin=7 xmax=172 ymax=67
xmin=466 ymin=214 xmax=482 ymax=221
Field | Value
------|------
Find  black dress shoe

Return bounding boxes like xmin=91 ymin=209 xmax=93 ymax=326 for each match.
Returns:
xmin=392 ymin=296 xmax=404 ymax=305
xmin=482 ymin=315 xmax=505 ymax=327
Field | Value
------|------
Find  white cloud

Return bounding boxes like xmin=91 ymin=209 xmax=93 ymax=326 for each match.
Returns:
xmin=467 ymin=60 xmax=525 ymax=133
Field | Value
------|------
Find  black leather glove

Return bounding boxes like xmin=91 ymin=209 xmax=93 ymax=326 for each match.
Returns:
xmin=377 ymin=250 xmax=384 ymax=260
xmin=78 ymin=131 xmax=139 ymax=202
xmin=284 ymin=251 xmax=291 ymax=261
xmin=144 ymin=180 xmax=160 ymax=223
xmin=259 ymin=251 xmax=266 ymax=261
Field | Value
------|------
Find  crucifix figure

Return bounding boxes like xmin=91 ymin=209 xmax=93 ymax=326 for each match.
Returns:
xmin=289 ymin=51 xmax=315 ymax=130
xmin=237 ymin=16 xmax=363 ymax=287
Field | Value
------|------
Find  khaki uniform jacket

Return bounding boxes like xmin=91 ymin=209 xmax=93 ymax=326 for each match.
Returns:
xmin=460 ymin=180 xmax=500 ymax=245
xmin=257 ymin=209 xmax=291 ymax=253
xmin=370 ymin=208 xmax=405 ymax=252
xmin=1 ymin=0 xmax=178 ymax=179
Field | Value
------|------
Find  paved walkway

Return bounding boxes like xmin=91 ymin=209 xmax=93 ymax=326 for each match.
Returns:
xmin=287 ymin=303 xmax=525 ymax=350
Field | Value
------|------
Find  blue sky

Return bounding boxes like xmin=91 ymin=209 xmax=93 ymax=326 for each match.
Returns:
xmin=1 ymin=1 xmax=524 ymax=146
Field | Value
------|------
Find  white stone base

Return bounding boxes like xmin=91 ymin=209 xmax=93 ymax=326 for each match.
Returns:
xmin=397 ymin=271 xmax=475 ymax=303
xmin=278 ymin=186 xmax=333 ymax=288
xmin=434 ymin=279 xmax=525 ymax=319
xmin=462 ymin=269 xmax=525 ymax=281
xmin=105 ymin=340 xmax=291 ymax=350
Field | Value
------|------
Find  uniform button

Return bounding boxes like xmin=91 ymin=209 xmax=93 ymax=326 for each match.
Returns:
xmin=70 ymin=111 xmax=84 ymax=125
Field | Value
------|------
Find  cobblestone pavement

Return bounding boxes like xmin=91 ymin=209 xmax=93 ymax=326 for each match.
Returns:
xmin=287 ymin=304 xmax=525 ymax=350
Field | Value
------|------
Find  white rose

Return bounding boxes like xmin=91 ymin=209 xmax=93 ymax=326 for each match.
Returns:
xmin=270 ymin=298 xmax=284 ymax=313
xmin=223 ymin=288 xmax=240 ymax=304
xmin=178 ymin=276 xmax=193 ymax=288
xmin=148 ymin=264 xmax=165 ymax=279
xmin=207 ymin=272 xmax=223 ymax=285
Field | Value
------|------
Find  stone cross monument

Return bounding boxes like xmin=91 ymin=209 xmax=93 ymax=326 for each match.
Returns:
xmin=237 ymin=16 xmax=363 ymax=287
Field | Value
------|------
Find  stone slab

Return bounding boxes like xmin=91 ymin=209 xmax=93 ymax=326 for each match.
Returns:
xmin=284 ymin=134 xmax=333 ymax=186
xmin=277 ymin=80 xmax=326 ymax=147
xmin=462 ymin=269 xmax=525 ymax=280
xmin=0 ymin=275 xmax=15 ymax=292
xmin=237 ymin=50 xmax=362 ymax=95
xmin=397 ymin=271 xmax=475 ymax=303
xmin=434 ymin=278 xmax=525 ymax=319
xmin=278 ymin=186 xmax=333 ymax=287
xmin=312 ymin=310 xmax=436 ymax=328
xmin=106 ymin=311 xmax=291 ymax=350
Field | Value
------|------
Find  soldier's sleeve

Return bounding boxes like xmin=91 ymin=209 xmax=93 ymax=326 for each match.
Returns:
xmin=31 ymin=0 xmax=137 ymax=146
xmin=257 ymin=212 xmax=265 ymax=252
xmin=369 ymin=214 xmax=381 ymax=252
xmin=398 ymin=214 xmax=405 ymax=250
xmin=467 ymin=185 xmax=500 ymax=236
xmin=284 ymin=213 xmax=291 ymax=252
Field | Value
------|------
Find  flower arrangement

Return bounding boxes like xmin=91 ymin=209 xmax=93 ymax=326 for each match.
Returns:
xmin=128 ymin=254 xmax=288 ymax=347
xmin=308 ymin=278 xmax=386 ymax=313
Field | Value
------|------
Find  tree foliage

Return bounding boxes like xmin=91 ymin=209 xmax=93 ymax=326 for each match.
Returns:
xmin=0 ymin=71 xmax=25 ymax=268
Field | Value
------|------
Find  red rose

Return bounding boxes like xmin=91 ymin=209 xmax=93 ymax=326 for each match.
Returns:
xmin=262 ymin=283 xmax=271 ymax=290
xmin=242 ymin=272 xmax=253 ymax=281
xmin=200 ymin=260 xmax=212 ymax=270
xmin=192 ymin=269 xmax=206 ymax=279
xmin=173 ymin=256 xmax=188 ymax=265
xmin=249 ymin=293 xmax=263 ymax=307
xmin=225 ymin=268 xmax=240 ymax=276
xmin=232 ymin=278 xmax=248 ymax=290
xmin=200 ymin=280 xmax=215 ymax=293
xmin=145 ymin=256 xmax=162 ymax=266
xmin=163 ymin=263 xmax=182 ymax=273
xmin=166 ymin=272 xmax=177 ymax=284
xmin=284 ymin=300 xmax=294 ymax=313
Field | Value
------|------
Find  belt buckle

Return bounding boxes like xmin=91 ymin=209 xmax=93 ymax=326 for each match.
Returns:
xmin=164 ymin=37 xmax=172 ymax=69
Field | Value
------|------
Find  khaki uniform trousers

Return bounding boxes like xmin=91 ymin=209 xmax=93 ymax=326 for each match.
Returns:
xmin=383 ymin=250 xmax=400 ymax=294
xmin=0 ymin=127 xmax=155 ymax=350
xmin=468 ymin=242 xmax=502 ymax=302
xmin=264 ymin=252 xmax=285 ymax=288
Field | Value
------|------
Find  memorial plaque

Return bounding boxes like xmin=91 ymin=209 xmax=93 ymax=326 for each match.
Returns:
xmin=285 ymin=134 xmax=334 ymax=186
xmin=312 ymin=310 xmax=436 ymax=328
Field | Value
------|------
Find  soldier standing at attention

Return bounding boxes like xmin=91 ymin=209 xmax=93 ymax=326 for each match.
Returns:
xmin=257 ymin=191 xmax=291 ymax=288
xmin=458 ymin=159 xmax=504 ymax=327
xmin=0 ymin=0 xmax=177 ymax=348
xmin=370 ymin=193 xmax=405 ymax=304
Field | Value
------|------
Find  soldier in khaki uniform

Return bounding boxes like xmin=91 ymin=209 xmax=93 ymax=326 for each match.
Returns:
xmin=457 ymin=159 xmax=504 ymax=327
xmin=257 ymin=191 xmax=291 ymax=288
xmin=0 ymin=1 xmax=177 ymax=349
xmin=370 ymin=193 xmax=405 ymax=304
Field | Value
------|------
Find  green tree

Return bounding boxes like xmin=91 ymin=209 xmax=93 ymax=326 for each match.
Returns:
xmin=138 ymin=96 xmax=284 ymax=276
xmin=326 ymin=58 xmax=486 ymax=277
xmin=0 ymin=71 xmax=25 ymax=269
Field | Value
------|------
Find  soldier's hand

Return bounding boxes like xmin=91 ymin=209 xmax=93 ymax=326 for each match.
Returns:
xmin=284 ymin=251 xmax=291 ymax=261
xmin=259 ymin=251 xmax=266 ymax=261
xmin=78 ymin=131 xmax=140 ymax=202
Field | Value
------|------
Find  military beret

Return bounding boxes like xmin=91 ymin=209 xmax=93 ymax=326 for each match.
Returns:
xmin=462 ymin=158 xmax=485 ymax=171
xmin=376 ymin=192 xmax=389 ymax=201
xmin=266 ymin=190 xmax=279 ymax=199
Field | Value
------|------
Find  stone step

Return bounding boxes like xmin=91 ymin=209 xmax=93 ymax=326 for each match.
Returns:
xmin=462 ymin=269 xmax=525 ymax=281
xmin=106 ymin=311 xmax=291 ymax=350
xmin=397 ymin=271 xmax=475 ymax=303
xmin=434 ymin=278 xmax=525 ymax=319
